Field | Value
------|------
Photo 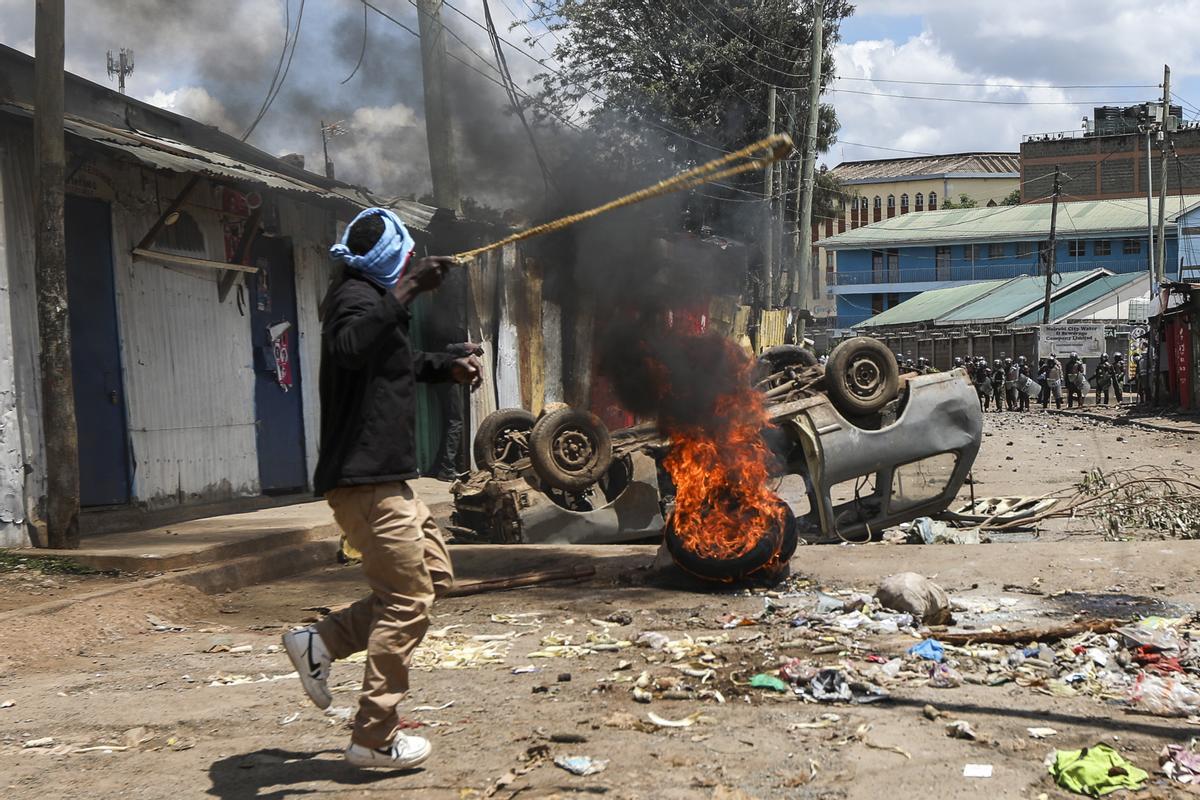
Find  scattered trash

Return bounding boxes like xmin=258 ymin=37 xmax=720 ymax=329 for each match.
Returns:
xmin=279 ymin=711 xmax=301 ymax=725
xmin=928 ymin=663 xmax=963 ymax=689
xmin=1028 ymin=727 xmax=1059 ymax=739
xmin=788 ymin=713 xmax=840 ymax=730
xmin=647 ymin=710 xmax=709 ymax=728
xmin=0 ymin=700 xmax=14 ymax=709
xmin=1160 ymin=742 xmax=1200 ymax=785
xmin=228 ymin=644 xmax=253 ymax=654
xmin=1129 ymin=672 xmax=1200 ymax=716
xmin=323 ymin=706 xmax=353 ymax=724
xmin=946 ymin=720 xmax=977 ymax=740
xmin=806 ymin=668 xmax=889 ymax=704
xmin=146 ymin=613 xmax=185 ymax=632
xmin=749 ymin=673 xmax=789 ymax=693
xmin=1049 ymin=744 xmax=1147 ymax=796
xmin=412 ymin=701 xmax=454 ymax=712
xmin=907 ymin=517 xmax=984 ymax=545
xmin=632 ymin=687 xmax=653 ymax=703
xmin=963 ymin=764 xmax=993 ymax=779
xmin=557 ymin=673 xmax=572 ymax=683
xmin=548 ymin=732 xmax=588 ymax=744
xmin=605 ymin=611 xmax=633 ymax=626
xmin=554 ymin=755 xmax=608 ymax=776
xmin=602 ymin=711 xmax=655 ymax=732
xmin=636 ymin=631 xmax=670 ymax=650
xmin=922 ymin=705 xmax=941 ymax=721
xmin=23 ymin=737 xmax=54 ymax=748
xmin=908 ymin=639 xmax=945 ymax=662
xmin=850 ymin=723 xmax=911 ymax=759
xmin=875 ymin=572 xmax=951 ymax=625
xmin=511 ymin=666 xmax=539 ymax=675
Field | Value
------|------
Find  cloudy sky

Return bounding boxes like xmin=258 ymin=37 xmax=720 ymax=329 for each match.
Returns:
xmin=0 ymin=0 xmax=1198 ymax=198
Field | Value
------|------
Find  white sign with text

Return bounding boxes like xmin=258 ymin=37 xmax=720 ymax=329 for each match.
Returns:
xmin=1038 ymin=323 xmax=1106 ymax=358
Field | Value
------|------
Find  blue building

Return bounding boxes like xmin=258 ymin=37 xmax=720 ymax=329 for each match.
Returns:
xmin=817 ymin=196 xmax=1197 ymax=328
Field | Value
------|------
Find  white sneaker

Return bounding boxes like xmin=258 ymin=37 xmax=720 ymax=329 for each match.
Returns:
xmin=281 ymin=627 xmax=332 ymax=709
xmin=344 ymin=733 xmax=431 ymax=769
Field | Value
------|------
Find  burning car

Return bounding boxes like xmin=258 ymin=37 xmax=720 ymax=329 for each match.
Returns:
xmin=451 ymin=336 xmax=983 ymax=583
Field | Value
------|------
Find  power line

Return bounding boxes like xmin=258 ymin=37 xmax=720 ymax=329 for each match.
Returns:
xmin=342 ymin=0 xmax=369 ymax=84
xmin=832 ymin=88 xmax=1145 ymax=106
xmin=837 ymin=76 xmax=1158 ymax=90
xmin=243 ymin=0 xmax=306 ymax=141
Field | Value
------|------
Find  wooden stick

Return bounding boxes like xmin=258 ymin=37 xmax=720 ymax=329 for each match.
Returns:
xmin=936 ymin=618 xmax=1121 ymax=646
xmin=452 ymin=134 xmax=794 ymax=262
xmin=444 ymin=564 xmax=596 ymax=598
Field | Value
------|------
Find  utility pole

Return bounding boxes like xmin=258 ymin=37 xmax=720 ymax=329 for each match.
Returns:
xmin=1155 ymin=64 xmax=1172 ymax=282
xmin=1041 ymin=166 xmax=1061 ymax=326
xmin=35 ymin=0 xmax=80 ymax=549
xmin=106 ymin=47 xmax=134 ymax=94
xmin=1145 ymin=124 xmax=1156 ymax=284
xmin=416 ymin=0 xmax=461 ymax=214
xmin=792 ymin=0 xmax=823 ymax=344
xmin=763 ymin=86 xmax=776 ymax=308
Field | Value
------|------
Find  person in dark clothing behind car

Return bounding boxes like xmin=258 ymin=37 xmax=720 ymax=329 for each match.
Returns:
xmin=282 ymin=208 xmax=481 ymax=771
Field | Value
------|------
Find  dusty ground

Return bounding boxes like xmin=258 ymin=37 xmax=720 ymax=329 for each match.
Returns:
xmin=3 ymin=411 xmax=1200 ymax=799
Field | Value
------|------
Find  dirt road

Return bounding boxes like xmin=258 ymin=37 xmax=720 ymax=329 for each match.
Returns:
xmin=2 ymin=411 xmax=1200 ymax=799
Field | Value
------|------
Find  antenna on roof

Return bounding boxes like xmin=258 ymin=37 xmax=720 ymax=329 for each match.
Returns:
xmin=106 ymin=48 xmax=134 ymax=94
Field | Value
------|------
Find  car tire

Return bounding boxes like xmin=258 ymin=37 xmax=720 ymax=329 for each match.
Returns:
xmin=825 ymin=336 xmax=900 ymax=416
xmin=529 ymin=407 xmax=614 ymax=492
xmin=473 ymin=408 xmax=536 ymax=469
xmin=664 ymin=499 xmax=796 ymax=584
xmin=753 ymin=344 xmax=819 ymax=386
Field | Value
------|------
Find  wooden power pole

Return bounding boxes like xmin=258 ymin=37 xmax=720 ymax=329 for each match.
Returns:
xmin=34 ymin=0 xmax=80 ymax=548
xmin=1156 ymin=64 xmax=1171 ymax=282
xmin=416 ymin=0 xmax=461 ymax=214
xmin=792 ymin=0 xmax=824 ymax=343
xmin=1041 ymin=165 xmax=1062 ymax=326
xmin=763 ymin=85 xmax=776 ymax=308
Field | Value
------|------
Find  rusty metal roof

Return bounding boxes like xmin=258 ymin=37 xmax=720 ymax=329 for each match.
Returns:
xmin=829 ymin=152 xmax=1020 ymax=183
xmin=0 ymin=101 xmax=439 ymax=231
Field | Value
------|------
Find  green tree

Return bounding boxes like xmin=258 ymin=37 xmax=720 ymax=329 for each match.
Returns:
xmin=522 ymin=0 xmax=854 ymax=219
xmin=1000 ymin=187 xmax=1021 ymax=206
xmin=940 ymin=193 xmax=978 ymax=210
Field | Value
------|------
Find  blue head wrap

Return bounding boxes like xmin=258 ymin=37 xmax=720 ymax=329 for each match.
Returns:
xmin=329 ymin=207 xmax=415 ymax=290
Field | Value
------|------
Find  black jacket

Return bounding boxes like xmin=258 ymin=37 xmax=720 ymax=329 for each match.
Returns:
xmin=313 ymin=275 xmax=454 ymax=495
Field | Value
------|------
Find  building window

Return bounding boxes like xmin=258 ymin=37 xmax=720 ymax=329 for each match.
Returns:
xmin=887 ymin=195 xmax=896 ymax=209
xmin=935 ymin=246 xmax=951 ymax=280
xmin=965 ymin=244 xmax=981 ymax=263
xmin=154 ymin=210 xmax=207 ymax=258
xmin=873 ymin=196 xmax=882 ymax=209
xmin=988 ymin=243 xmax=1005 ymax=260
xmin=1016 ymin=241 xmax=1033 ymax=259
xmin=851 ymin=197 xmax=859 ymax=210
xmin=1094 ymin=240 xmax=1112 ymax=256
xmin=915 ymin=192 xmax=924 ymax=211
xmin=1123 ymin=238 xmax=1140 ymax=255
xmin=900 ymin=193 xmax=909 ymax=210
xmin=887 ymin=249 xmax=900 ymax=282
xmin=928 ymin=191 xmax=938 ymax=210
xmin=872 ymin=250 xmax=884 ymax=282
xmin=826 ymin=249 xmax=836 ymax=276
xmin=1068 ymin=240 xmax=1085 ymax=257
xmin=811 ymin=262 xmax=821 ymax=300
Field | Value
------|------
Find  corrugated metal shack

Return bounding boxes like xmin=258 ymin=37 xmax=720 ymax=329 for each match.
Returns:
xmin=0 ymin=45 xmax=456 ymax=546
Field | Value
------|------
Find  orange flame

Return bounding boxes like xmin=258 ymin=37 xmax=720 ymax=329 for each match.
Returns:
xmin=660 ymin=342 xmax=786 ymax=563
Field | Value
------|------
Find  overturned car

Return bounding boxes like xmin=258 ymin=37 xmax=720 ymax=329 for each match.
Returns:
xmin=449 ymin=337 xmax=983 ymax=547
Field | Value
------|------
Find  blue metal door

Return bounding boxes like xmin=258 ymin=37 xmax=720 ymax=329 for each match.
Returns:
xmin=65 ymin=195 xmax=131 ymax=507
xmin=249 ymin=236 xmax=307 ymax=493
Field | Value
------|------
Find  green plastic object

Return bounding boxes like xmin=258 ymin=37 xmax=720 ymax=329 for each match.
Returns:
xmin=1048 ymin=744 xmax=1148 ymax=797
xmin=749 ymin=673 xmax=789 ymax=693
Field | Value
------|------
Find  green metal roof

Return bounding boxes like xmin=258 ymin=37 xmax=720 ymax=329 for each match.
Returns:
xmin=854 ymin=279 xmax=1008 ymax=328
xmin=818 ymin=195 xmax=1200 ymax=251
xmin=938 ymin=269 xmax=1102 ymax=324
xmin=1010 ymin=271 xmax=1146 ymax=325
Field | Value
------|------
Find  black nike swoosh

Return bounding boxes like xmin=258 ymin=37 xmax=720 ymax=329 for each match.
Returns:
xmin=304 ymin=634 xmax=322 ymax=677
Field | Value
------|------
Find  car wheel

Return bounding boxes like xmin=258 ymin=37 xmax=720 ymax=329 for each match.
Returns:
xmin=529 ymin=408 xmax=614 ymax=492
xmin=825 ymin=336 xmax=900 ymax=416
xmin=473 ymin=408 xmax=536 ymax=469
xmin=664 ymin=499 xmax=796 ymax=584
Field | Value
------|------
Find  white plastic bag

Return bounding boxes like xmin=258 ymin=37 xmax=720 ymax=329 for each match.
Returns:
xmin=1129 ymin=672 xmax=1200 ymax=716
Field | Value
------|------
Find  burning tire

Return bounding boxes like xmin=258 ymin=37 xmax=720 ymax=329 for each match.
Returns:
xmin=529 ymin=407 xmax=614 ymax=492
xmin=473 ymin=408 xmax=536 ymax=469
xmin=825 ymin=336 xmax=900 ymax=417
xmin=664 ymin=498 xmax=797 ymax=584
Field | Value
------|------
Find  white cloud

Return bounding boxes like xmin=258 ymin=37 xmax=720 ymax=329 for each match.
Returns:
xmin=828 ymin=1 xmax=1200 ymax=167
xmin=142 ymin=87 xmax=236 ymax=133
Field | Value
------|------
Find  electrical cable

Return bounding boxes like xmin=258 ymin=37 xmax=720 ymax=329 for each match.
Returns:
xmin=342 ymin=0 xmax=369 ymax=84
xmin=838 ymin=76 xmax=1159 ymax=90
xmin=832 ymin=87 xmax=1144 ymax=106
xmin=243 ymin=0 xmax=307 ymax=140
xmin=241 ymin=0 xmax=295 ymax=141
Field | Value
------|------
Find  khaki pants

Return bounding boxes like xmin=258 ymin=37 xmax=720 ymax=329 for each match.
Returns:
xmin=315 ymin=481 xmax=454 ymax=749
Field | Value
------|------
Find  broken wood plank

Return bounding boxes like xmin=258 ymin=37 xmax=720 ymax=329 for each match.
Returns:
xmin=936 ymin=618 xmax=1121 ymax=646
xmin=132 ymin=248 xmax=258 ymax=273
xmin=134 ymin=174 xmax=201 ymax=252
xmin=444 ymin=564 xmax=596 ymax=598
